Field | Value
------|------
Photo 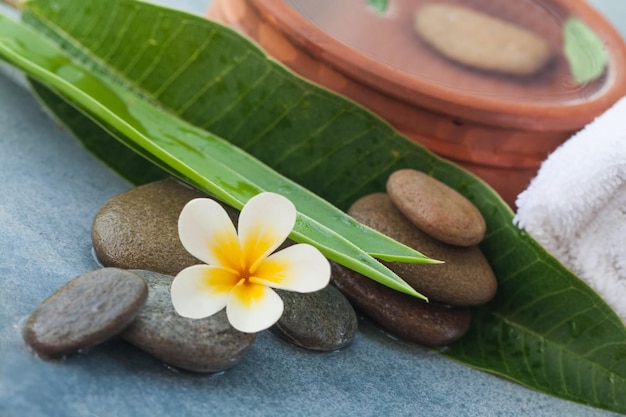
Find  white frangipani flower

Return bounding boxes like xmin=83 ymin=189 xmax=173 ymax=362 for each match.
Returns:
xmin=171 ymin=192 xmax=331 ymax=333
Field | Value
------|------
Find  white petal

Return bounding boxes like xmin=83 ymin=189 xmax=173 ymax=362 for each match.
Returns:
xmin=253 ymin=244 xmax=330 ymax=293
xmin=238 ymin=192 xmax=296 ymax=269
xmin=171 ymin=265 xmax=236 ymax=319
xmin=178 ymin=198 xmax=240 ymax=267
xmin=226 ymin=282 xmax=284 ymax=333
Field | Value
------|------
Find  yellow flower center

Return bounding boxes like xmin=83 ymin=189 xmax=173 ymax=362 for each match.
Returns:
xmin=202 ymin=222 xmax=291 ymax=307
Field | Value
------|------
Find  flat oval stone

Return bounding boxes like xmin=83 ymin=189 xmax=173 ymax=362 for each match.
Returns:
xmin=121 ymin=270 xmax=255 ymax=373
xmin=348 ymin=193 xmax=496 ymax=306
xmin=92 ymin=178 xmax=238 ymax=275
xmin=23 ymin=268 xmax=147 ymax=359
xmin=271 ymin=285 xmax=358 ymax=351
xmin=387 ymin=169 xmax=486 ymax=247
xmin=331 ymin=262 xmax=471 ymax=346
xmin=415 ymin=4 xmax=553 ymax=76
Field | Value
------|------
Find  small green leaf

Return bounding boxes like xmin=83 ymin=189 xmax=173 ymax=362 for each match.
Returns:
xmin=367 ymin=0 xmax=389 ymax=14
xmin=563 ymin=16 xmax=608 ymax=84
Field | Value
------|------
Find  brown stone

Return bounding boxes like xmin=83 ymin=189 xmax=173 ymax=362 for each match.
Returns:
xmin=387 ymin=169 xmax=486 ymax=247
xmin=23 ymin=268 xmax=147 ymax=359
xmin=331 ymin=262 xmax=471 ymax=346
xmin=415 ymin=4 xmax=553 ymax=76
xmin=348 ymin=193 xmax=497 ymax=306
xmin=121 ymin=270 xmax=255 ymax=373
xmin=92 ymin=178 xmax=239 ymax=275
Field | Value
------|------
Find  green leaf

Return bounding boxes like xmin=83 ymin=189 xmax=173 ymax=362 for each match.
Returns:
xmin=443 ymin=235 xmax=626 ymax=411
xmin=0 ymin=5 xmax=435 ymax=300
xmin=367 ymin=0 xmax=389 ymax=14
xmin=1 ymin=0 xmax=626 ymax=413
xmin=29 ymin=79 xmax=169 ymax=185
xmin=563 ymin=17 xmax=608 ymax=84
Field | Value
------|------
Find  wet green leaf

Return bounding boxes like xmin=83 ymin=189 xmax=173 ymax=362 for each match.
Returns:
xmin=1 ymin=0 xmax=625 ymax=413
xmin=0 ymin=7 xmax=434 ymax=299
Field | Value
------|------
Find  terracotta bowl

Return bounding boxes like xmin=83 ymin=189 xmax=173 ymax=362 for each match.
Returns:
xmin=207 ymin=0 xmax=626 ymax=207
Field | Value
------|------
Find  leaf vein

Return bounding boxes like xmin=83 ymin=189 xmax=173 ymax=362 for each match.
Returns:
xmin=239 ymin=93 xmax=310 ymax=151
xmin=153 ymin=28 xmax=219 ymax=99
xmin=201 ymin=64 xmax=274 ymax=130
xmin=175 ymin=50 xmax=255 ymax=116
xmin=272 ymin=109 xmax=348 ymax=166
xmin=134 ymin=23 xmax=185 ymax=86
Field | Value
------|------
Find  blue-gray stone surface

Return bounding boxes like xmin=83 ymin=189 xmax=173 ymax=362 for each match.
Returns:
xmin=1 ymin=1 xmax=625 ymax=416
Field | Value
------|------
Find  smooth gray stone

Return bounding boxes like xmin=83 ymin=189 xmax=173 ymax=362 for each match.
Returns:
xmin=22 ymin=268 xmax=147 ymax=359
xmin=92 ymin=178 xmax=239 ymax=275
xmin=121 ymin=270 xmax=255 ymax=373
xmin=272 ymin=285 xmax=358 ymax=351
xmin=92 ymin=178 xmax=206 ymax=275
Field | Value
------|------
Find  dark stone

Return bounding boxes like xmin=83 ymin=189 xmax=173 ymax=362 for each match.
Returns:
xmin=272 ymin=285 xmax=358 ymax=351
xmin=92 ymin=178 xmax=239 ymax=275
xmin=121 ymin=270 xmax=255 ymax=373
xmin=23 ymin=268 xmax=147 ymax=359
xmin=387 ymin=169 xmax=486 ymax=247
xmin=348 ymin=193 xmax=497 ymax=306
xmin=331 ymin=262 xmax=471 ymax=346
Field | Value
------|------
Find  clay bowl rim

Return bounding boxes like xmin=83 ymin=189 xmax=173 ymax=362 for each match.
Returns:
xmin=249 ymin=0 xmax=626 ymax=131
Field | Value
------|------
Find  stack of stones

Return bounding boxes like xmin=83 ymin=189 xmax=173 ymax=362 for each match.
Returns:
xmin=22 ymin=170 xmax=496 ymax=373
xmin=332 ymin=169 xmax=497 ymax=346
xmin=23 ymin=179 xmax=358 ymax=373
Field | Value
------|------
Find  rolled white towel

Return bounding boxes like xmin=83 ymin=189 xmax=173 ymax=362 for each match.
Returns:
xmin=515 ymin=96 xmax=626 ymax=323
